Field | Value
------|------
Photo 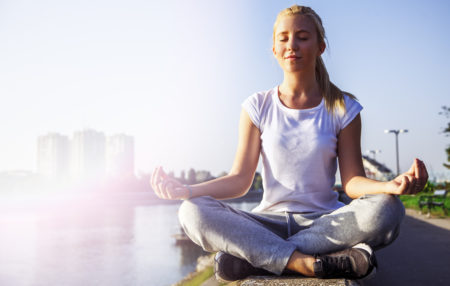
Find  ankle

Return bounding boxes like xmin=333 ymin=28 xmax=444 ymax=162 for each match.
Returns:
xmin=286 ymin=251 xmax=316 ymax=277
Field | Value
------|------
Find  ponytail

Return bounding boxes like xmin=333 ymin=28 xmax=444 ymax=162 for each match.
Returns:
xmin=316 ymin=56 xmax=356 ymax=115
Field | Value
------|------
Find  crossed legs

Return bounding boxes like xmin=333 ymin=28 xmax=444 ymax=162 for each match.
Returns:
xmin=178 ymin=194 xmax=405 ymax=276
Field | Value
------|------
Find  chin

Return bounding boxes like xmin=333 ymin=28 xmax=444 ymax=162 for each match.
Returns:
xmin=282 ymin=63 xmax=312 ymax=73
xmin=282 ymin=66 xmax=304 ymax=73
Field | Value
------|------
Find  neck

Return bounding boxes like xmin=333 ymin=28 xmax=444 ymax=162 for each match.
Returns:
xmin=279 ymin=71 xmax=320 ymax=99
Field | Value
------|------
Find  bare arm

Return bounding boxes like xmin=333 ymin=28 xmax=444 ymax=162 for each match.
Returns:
xmin=151 ymin=108 xmax=261 ymax=200
xmin=338 ymin=114 xmax=428 ymax=199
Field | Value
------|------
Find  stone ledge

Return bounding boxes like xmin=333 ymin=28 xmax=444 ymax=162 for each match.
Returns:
xmin=237 ymin=276 xmax=361 ymax=286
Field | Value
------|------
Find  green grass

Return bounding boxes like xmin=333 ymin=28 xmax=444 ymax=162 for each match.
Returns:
xmin=399 ymin=194 xmax=449 ymax=217
xmin=178 ymin=266 xmax=214 ymax=286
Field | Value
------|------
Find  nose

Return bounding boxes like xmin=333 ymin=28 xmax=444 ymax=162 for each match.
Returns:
xmin=287 ymin=37 xmax=298 ymax=51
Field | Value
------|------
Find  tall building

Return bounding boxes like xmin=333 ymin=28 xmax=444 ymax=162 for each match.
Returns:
xmin=106 ymin=134 xmax=134 ymax=177
xmin=71 ymin=129 xmax=106 ymax=181
xmin=37 ymin=133 xmax=70 ymax=181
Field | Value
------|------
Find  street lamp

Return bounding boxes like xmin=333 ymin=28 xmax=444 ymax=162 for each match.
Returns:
xmin=366 ymin=149 xmax=381 ymax=161
xmin=384 ymin=129 xmax=408 ymax=176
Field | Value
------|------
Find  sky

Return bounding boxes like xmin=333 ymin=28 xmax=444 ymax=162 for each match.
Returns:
xmin=1 ymin=0 xmax=449 ymax=181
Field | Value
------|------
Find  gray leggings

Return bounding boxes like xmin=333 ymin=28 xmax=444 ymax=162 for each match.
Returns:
xmin=178 ymin=194 xmax=405 ymax=275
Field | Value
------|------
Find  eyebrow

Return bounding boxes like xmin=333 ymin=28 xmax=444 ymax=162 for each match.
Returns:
xmin=276 ymin=30 xmax=311 ymax=36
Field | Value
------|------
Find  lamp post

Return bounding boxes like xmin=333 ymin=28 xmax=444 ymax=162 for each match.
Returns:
xmin=384 ymin=129 xmax=408 ymax=176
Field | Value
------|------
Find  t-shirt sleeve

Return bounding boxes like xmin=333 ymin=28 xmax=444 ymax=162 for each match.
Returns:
xmin=241 ymin=93 xmax=261 ymax=130
xmin=340 ymin=94 xmax=363 ymax=130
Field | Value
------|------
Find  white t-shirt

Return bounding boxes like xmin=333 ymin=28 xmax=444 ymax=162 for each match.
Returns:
xmin=242 ymin=86 xmax=363 ymax=213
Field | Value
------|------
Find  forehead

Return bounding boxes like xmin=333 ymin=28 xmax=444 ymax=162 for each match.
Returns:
xmin=275 ymin=15 xmax=316 ymax=35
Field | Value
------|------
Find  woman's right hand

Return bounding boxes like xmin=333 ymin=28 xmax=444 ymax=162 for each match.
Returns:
xmin=150 ymin=166 xmax=190 ymax=200
xmin=384 ymin=158 xmax=428 ymax=195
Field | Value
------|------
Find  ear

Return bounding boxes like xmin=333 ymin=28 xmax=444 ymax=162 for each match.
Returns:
xmin=272 ymin=46 xmax=277 ymax=56
xmin=318 ymin=41 xmax=326 ymax=55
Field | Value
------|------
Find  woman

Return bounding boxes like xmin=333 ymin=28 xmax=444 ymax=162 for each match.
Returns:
xmin=151 ymin=5 xmax=428 ymax=282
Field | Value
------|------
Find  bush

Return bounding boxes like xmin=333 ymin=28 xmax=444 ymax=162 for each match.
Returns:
xmin=422 ymin=181 xmax=436 ymax=193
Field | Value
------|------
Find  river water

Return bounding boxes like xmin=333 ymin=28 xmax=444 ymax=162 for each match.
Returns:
xmin=0 ymin=192 xmax=258 ymax=286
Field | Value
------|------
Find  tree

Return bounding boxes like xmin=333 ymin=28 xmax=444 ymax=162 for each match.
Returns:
xmin=439 ymin=106 xmax=450 ymax=169
xmin=251 ymin=172 xmax=263 ymax=192
xmin=195 ymin=170 xmax=214 ymax=183
xmin=179 ymin=170 xmax=186 ymax=184
xmin=187 ymin=168 xmax=196 ymax=185
xmin=217 ymin=171 xmax=228 ymax=177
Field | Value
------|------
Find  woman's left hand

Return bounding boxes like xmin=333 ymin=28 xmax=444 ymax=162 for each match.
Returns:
xmin=384 ymin=158 xmax=428 ymax=195
xmin=150 ymin=166 xmax=189 ymax=200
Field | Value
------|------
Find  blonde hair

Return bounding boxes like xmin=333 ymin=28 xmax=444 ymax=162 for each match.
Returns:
xmin=273 ymin=5 xmax=356 ymax=115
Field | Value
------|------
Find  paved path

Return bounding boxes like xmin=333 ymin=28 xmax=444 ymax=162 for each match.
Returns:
xmin=403 ymin=208 xmax=450 ymax=230
xmin=365 ymin=210 xmax=450 ymax=285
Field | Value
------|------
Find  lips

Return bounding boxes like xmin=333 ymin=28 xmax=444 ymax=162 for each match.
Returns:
xmin=285 ymin=55 xmax=301 ymax=60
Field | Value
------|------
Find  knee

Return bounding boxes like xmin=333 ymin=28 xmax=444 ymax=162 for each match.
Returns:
xmin=359 ymin=194 xmax=405 ymax=232
xmin=371 ymin=194 xmax=405 ymax=221
xmin=178 ymin=196 xmax=217 ymax=230
xmin=362 ymin=194 xmax=405 ymax=248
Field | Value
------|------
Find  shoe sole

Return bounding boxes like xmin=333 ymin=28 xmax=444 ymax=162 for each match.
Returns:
xmin=214 ymin=252 xmax=272 ymax=283
xmin=214 ymin=273 xmax=232 ymax=284
xmin=214 ymin=252 xmax=248 ymax=283
xmin=361 ymin=266 xmax=377 ymax=281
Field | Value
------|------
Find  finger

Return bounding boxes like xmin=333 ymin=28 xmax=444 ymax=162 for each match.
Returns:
xmin=161 ymin=180 xmax=174 ymax=199
xmin=416 ymin=160 xmax=427 ymax=190
xmin=151 ymin=167 xmax=162 ymax=196
xmin=414 ymin=159 xmax=420 ymax=179
xmin=398 ymin=176 xmax=409 ymax=195
xmin=157 ymin=167 xmax=168 ymax=188
xmin=151 ymin=167 xmax=159 ymax=189
xmin=156 ymin=167 xmax=168 ymax=197
xmin=420 ymin=160 xmax=428 ymax=182
xmin=159 ymin=166 xmax=168 ymax=179
xmin=401 ymin=175 xmax=413 ymax=195
xmin=413 ymin=180 xmax=423 ymax=194
xmin=406 ymin=160 xmax=416 ymax=176
xmin=156 ymin=167 xmax=167 ymax=196
xmin=423 ymin=161 xmax=429 ymax=182
xmin=413 ymin=159 xmax=424 ymax=193
xmin=152 ymin=166 xmax=161 ymax=186
xmin=157 ymin=179 xmax=168 ymax=199
xmin=159 ymin=168 xmax=171 ymax=193
xmin=406 ymin=175 xmax=417 ymax=195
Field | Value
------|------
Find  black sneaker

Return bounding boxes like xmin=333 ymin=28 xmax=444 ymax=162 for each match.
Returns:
xmin=313 ymin=243 xmax=377 ymax=279
xmin=214 ymin=251 xmax=272 ymax=282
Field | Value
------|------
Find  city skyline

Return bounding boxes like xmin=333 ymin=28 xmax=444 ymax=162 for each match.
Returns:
xmin=1 ymin=127 xmax=418 ymax=185
xmin=37 ymin=129 xmax=134 ymax=182
xmin=1 ymin=0 xmax=450 ymax=181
